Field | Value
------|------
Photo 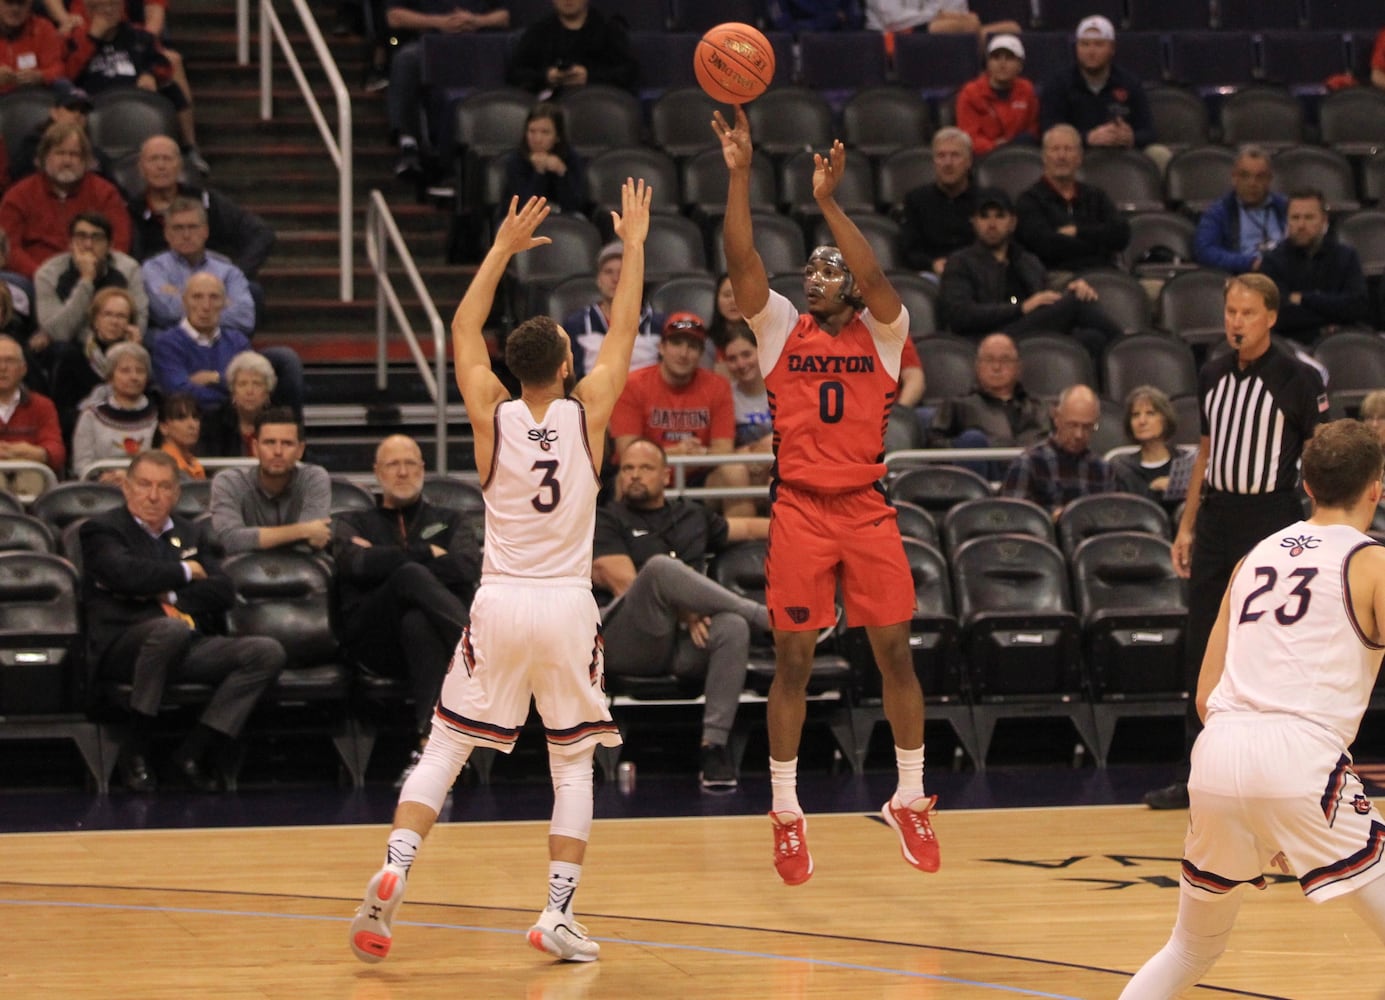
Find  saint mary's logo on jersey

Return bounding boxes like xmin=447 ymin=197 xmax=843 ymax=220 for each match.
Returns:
xmin=1280 ymin=534 xmax=1321 ymax=557
xmin=527 ymin=428 xmax=558 ymax=452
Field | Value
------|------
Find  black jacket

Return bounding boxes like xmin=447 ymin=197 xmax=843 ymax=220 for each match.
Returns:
xmin=505 ymin=8 xmax=637 ymax=94
xmin=938 ymin=241 xmax=1048 ymax=337
xmin=1015 ymin=177 xmax=1130 ymax=272
xmin=331 ymin=497 xmax=481 ymax=619
xmin=899 ymin=181 xmax=977 ymax=271
xmin=81 ymin=508 xmax=233 ymax=664
xmin=1259 ymin=234 xmax=1370 ymax=342
xmin=1039 ymin=62 xmax=1155 ymax=148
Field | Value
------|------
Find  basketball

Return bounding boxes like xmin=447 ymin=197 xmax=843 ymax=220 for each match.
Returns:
xmin=694 ymin=22 xmax=775 ymax=105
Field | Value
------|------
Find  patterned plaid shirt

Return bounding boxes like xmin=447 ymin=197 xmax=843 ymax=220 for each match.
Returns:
xmin=1000 ymin=437 xmax=1117 ymax=514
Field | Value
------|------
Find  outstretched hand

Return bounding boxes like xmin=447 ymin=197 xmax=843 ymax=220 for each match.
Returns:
xmin=493 ymin=196 xmax=552 ymax=257
xmin=711 ymin=106 xmax=753 ymax=172
xmin=611 ymin=177 xmax=652 ymax=245
xmin=812 ymin=140 xmax=847 ymax=202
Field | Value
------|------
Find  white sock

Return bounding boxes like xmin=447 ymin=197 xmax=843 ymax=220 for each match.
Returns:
xmin=770 ymin=756 xmax=801 ymax=816
xmin=546 ymin=860 xmax=582 ymax=916
xmin=894 ymin=745 xmax=925 ymax=807
xmin=385 ymin=828 xmax=422 ymax=875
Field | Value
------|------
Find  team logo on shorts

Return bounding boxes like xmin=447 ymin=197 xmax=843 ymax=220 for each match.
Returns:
xmin=1354 ymin=794 xmax=1373 ymax=815
xmin=1280 ymin=534 xmax=1321 ymax=557
xmin=785 ymin=607 xmax=810 ymax=625
xmin=527 ymin=428 xmax=558 ymax=452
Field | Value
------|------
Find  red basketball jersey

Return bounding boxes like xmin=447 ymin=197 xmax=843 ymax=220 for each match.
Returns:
xmin=752 ymin=291 xmax=908 ymax=492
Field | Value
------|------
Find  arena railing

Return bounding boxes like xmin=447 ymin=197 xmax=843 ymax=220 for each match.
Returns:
xmin=252 ymin=0 xmax=353 ymax=301
xmin=365 ymin=190 xmax=452 ymax=473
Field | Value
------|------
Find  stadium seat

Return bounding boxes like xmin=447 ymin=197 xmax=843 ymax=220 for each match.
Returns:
xmin=1145 ymin=85 xmax=1210 ymax=151
xmin=745 ymin=88 xmax=834 ymax=159
xmin=329 ymin=478 xmax=375 ymax=515
xmin=173 ymin=479 xmax=213 ymax=520
xmin=1078 ymin=270 xmax=1155 ymax=335
xmin=799 ymin=31 xmax=889 ymax=95
xmin=712 ymin=212 xmax=805 ymax=277
xmin=643 ymin=214 xmax=712 ymax=283
xmin=87 ymin=89 xmax=178 ymax=161
xmin=842 ymin=87 xmax=932 ymax=160
xmin=1272 ymin=146 xmax=1361 ymax=213
xmin=1034 ymin=0 xmax=1121 ymax=30
xmin=650 ymin=87 xmax=720 ymax=159
xmin=669 ymin=0 xmax=760 ymax=33
xmin=893 ymin=501 xmax=939 ymax=547
xmin=915 ymin=335 xmax=976 ymax=404
xmin=1015 ymin=335 xmax=1097 ymax=399
xmin=974 ymin=144 xmax=1044 ymax=202
xmin=894 ymin=33 xmax=980 ymax=95
xmin=1257 ymin=31 xmax=1349 ymax=93
xmin=1124 ymin=211 xmax=1198 ymax=278
xmin=788 ymin=149 xmax=877 ymax=217
xmin=0 ymin=512 xmax=54 ymax=554
xmin=1217 ymin=0 xmax=1300 ymax=29
xmin=29 ymin=482 xmax=123 ymax=532
xmin=1337 ymin=210 xmax=1385 ymax=277
xmin=1218 ymin=87 xmax=1305 ymax=152
xmin=1079 ymin=149 xmax=1165 ymax=214
xmin=1157 ymin=267 xmax=1234 ymax=345
xmin=941 ymin=496 xmax=1055 ymax=556
xmin=681 ymin=147 xmax=776 ymax=221
xmin=0 ymin=88 xmax=54 ymax=159
xmin=629 ymin=32 xmax=700 ymax=99
xmin=585 ymin=147 xmax=682 ymax=221
xmin=1124 ymin=0 xmax=1209 ymax=30
xmin=1303 ymin=0 xmax=1379 ymax=30
xmin=1317 ymin=88 xmax=1385 ymax=159
xmin=1313 ymin=332 xmax=1385 ymax=411
xmin=558 ymin=86 xmax=643 ymax=158
xmin=889 ymin=465 xmax=992 ymax=518
xmin=813 ymin=215 xmax=900 ymax=271
xmin=876 ymin=146 xmax=934 ymax=214
xmin=1163 ymin=145 xmax=1235 ymax=215
xmin=649 ymin=274 xmax=717 ymax=329
xmin=545 ymin=275 xmax=600 ymax=326
xmin=506 ymin=213 xmax=602 ymax=319
xmin=1102 ymin=332 xmax=1199 ymax=403
xmin=1058 ymin=493 xmax=1172 ymax=555
xmin=890 ymin=273 xmax=939 ymax=336
xmin=1166 ymin=32 xmax=1255 ymax=91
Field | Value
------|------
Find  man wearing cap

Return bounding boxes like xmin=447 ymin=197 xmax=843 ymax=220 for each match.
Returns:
xmin=609 ymin=311 xmax=754 ymax=516
xmin=939 ymin=186 xmax=1121 ymax=363
xmin=562 ymin=239 xmax=664 ymax=380
xmin=1039 ymin=14 xmax=1160 ymax=164
xmin=955 ymin=34 xmax=1038 ymax=158
xmin=1016 ymin=123 xmax=1131 ymax=274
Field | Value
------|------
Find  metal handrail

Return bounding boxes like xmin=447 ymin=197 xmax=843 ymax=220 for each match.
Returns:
xmin=365 ymin=190 xmax=450 ymax=473
xmin=257 ymin=0 xmax=353 ymax=301
xmin=0 ymin=460 xmax=59 ymax=502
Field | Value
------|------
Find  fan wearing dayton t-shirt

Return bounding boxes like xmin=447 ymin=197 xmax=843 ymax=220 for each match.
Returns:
xmin=609 ymin=312 xmax=754 ymax=517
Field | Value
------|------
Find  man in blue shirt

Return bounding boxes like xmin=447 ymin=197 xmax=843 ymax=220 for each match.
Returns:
xmin=1192 ymin=146 xmax=1287 ymax=274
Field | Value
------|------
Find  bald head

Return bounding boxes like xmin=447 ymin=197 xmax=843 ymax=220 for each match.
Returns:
xmin=139 ymin=134 xmax=182 ymax=193
xmin=1052 ymin=384 xmax=1101 ymax=454
xmin=183 ymin=272 xmax=226 ymax=335
xmin=375 ymin=434 xmax=426 ymax=507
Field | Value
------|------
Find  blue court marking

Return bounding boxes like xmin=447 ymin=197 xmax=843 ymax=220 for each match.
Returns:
xmin=0 ymin=892 xmax=1290 ymax=999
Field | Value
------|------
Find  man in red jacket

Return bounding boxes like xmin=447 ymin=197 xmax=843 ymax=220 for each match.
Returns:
xmin=0 ymin=0 xmax=62 ymax=96
xmin=0 ymin=334 xmax=64 ymax=494
xmin=0 ymin=121 xmax=130 ymax=277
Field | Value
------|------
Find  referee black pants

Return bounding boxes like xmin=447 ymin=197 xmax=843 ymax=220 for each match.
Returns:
xmin=1181 ymin=489 xmax=1305 ymax=758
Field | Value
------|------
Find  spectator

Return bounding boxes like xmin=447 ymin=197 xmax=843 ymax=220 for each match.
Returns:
xmin=80 ymin=449 xmax=285 ymax=792
xmin=143 ymin=197 xmax=255 ymax=333
xmin=955 ymin=34 xmax=1038 ymax=158
xmin=592 ymin=438 xmax=770 ymax=791
xmin=200 ymin=349 xmax=273 ymax=458
xmin=0 ymin=280 xmax=28 ymax=352
xmin=1000 ymin=383 xmax=1116 ymax=518
xmin=0 ymin=121 xmax=131 ymax=278
xmin=1258 ymin=188 xmax=1370 ymax=345
xmin=1109 ymin=384 xmax=1179 ymax=507
xmin=926 ymin=331 xmax=1048 ymax=456
xmin=384 ymin=0 xmax=510 ymax=182
xmin=1191 ymin=145 xmax=1286 ymax=274
xmin=865 ymin=0 xmax=1020 ymax=40
xmin=1371 ymin=26 xmax=1384 ymax=90
xmin=208 ymin=405 xmax=331 ymax=555
xmin=1361 ymin=389 xmax=1385 ymax=447
xmin=34 ymin=212 xmax=148 ymax=363
xmin=1038 ymin=14 xmax=1161 ymax=166
xmin=498 ymin=101 xmax=585 ymax=218
xmin=766 ymin=0 xmax=863 ymax=31
xmin=0 ymin=333 xmax=64 ymax=488
xmin=0 ymin=0 xmax=62 ymax=97
xmin=899 ymin=127 xmax=977 ymax=277
xmin=63 ymin=0 xmax=209 ymax=175
xmin=562 ymin=239 xmax=663 ymax=379
xmin=939 ymin=187 xmax=1122 ymax=363
xmin=127 ymin=136 xmax=276 ymax=279
xmin=0 ymin=231 xmax=35 ymax=334
xmin=610 ymin=312 xmax=754 ymax=517
xmin=10 ymin=88 xmax=116 ymax=186
xmin=721 ymin=326 xmax=772 ymax=494
xmin=70 ymin=339 xmax=157 ymax=481
xmin=157 ymin=389 xmax=205 ymax=480
xmin=707 ymin=271 xmax=750 ymax=356
xmin=505 ymin=0 xmax=637 ymax=99
xmin=49 ymin=285 xmax=140 ymax=440
xmin=332 ymin=434 xmax=480 ymax=785
xmin=1016 ymin=124 xmax=1131 ymax=274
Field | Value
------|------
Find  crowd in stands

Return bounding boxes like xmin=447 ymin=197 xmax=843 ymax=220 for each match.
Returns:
xmin=6 ymin=0 xmax=1385 ymax=792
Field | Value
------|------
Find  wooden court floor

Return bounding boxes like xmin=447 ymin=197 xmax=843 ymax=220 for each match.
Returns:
xmin=3 ymin=804 xmax=1382 ymax=999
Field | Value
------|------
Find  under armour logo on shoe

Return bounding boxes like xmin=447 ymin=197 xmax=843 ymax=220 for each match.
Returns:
xmin=785 ymin=606 xmax=810 ymax=625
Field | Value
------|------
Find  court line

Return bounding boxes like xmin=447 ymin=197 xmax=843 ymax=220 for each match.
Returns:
xmin=0 ymin=884 xmax=1289 ymax=999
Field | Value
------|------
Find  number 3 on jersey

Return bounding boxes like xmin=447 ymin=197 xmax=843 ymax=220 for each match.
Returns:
xmin=1237 ymin=566 xmax=1318 ymax=626
xmin=531 ymin=459 xmax=561 ymax=512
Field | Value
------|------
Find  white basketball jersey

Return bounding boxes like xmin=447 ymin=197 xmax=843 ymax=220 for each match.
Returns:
xmin=480 ymin=397 xmax=601 ymax=584
xmin=1208 ymin=520 xmax=1385 ymax=746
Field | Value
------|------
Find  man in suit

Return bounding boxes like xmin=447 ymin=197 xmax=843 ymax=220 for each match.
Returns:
xmin=81 ymin=449 xmax=285 ymax=792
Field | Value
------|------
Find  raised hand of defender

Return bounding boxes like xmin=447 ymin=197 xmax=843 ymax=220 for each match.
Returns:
xmin=611 ymin=177 xmax=652 ymax=245
xmin=711 ymin=106 xmax=753 ymax=172
xmin=812 ymin=140 xmax=847 ymax=202
xmin=493 ymin=196 xmax=552 ymax=257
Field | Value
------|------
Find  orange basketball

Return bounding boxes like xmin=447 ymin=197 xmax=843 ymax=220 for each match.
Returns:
xmin=694 ymin=22 xmax=775 ymax=105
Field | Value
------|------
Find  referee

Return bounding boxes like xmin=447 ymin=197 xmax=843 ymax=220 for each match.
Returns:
xmin=1144 ymin=273 xmax=1328 ymax=810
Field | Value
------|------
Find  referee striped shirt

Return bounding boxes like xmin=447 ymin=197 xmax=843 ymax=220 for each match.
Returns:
xmin=1198 ymin=343 xmax=1328 ymax=494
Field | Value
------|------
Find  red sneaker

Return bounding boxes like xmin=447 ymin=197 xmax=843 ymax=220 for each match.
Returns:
xmin=881 ymin=794 xmax=941 ymax=872
xmin=769 ymin=810 xmax=814 ymax=885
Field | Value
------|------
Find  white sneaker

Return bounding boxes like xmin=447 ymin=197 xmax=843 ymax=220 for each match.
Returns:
xmin=349 ymin=863 xmax=407 ymax=963
xmin=527 ymin=908 xmax=600 ymax=962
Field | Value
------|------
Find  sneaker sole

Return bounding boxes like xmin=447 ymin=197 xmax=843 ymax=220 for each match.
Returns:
xmin=349 ymin=869 xmax=403 ymax=963
xmin=527 ymin=925 xmax=599 ymax=962
xmin=881 ymin=805 xmax=941 ymax=873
